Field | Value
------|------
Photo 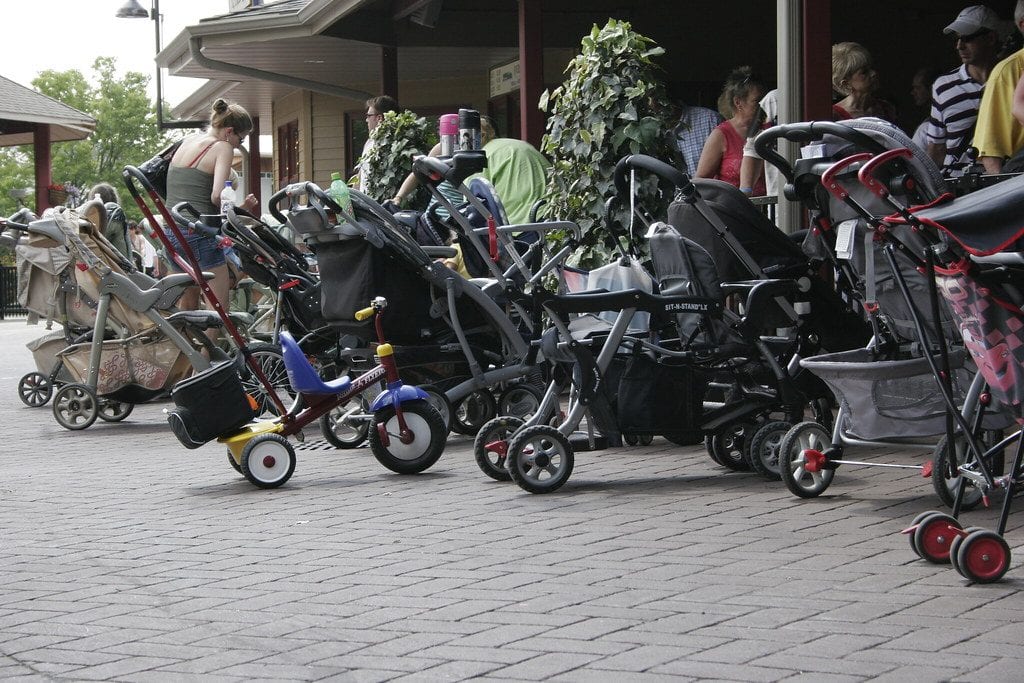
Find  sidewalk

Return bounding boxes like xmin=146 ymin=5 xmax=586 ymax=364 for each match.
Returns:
xmin=0 ymin=318 xmax=1022 ymax=682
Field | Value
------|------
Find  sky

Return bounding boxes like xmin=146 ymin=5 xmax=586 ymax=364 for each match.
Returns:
xmin=3 ymin=0 xmax=218 ymax=107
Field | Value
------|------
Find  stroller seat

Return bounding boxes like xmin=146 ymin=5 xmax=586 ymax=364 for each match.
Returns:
xmin=280 ymin=330 xmax=351 ymax=395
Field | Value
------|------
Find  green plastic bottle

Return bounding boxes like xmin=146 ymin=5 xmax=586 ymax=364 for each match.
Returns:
xmin=327 ymin=171 xmax=353 ymax=223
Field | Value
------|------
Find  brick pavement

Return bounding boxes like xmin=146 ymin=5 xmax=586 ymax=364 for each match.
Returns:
xmin=1 ymin=318 xmax=1022 ymax=682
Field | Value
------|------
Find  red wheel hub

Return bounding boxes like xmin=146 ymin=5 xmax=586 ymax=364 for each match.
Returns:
xmin=962 ymin=536 xmax=1009 ymax=581
xmin=802 ymin=449 xmax=826 ymax=472
xmin=485 ymin=440 xmax=508 ymax=456
xmin=262 ymin=455 xmax=277 ymax=468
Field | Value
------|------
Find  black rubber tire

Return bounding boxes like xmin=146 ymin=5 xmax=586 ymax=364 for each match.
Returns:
xmin=778 ymin=421 xmax=835 ymax=498
xmin=420 ymin=385 xmax=453 ymax=435
xmin=747 ymin=420 xmax=792 ymax=480
xmin=955 ymin=529 xmax=1011 ymax=583
xmin=912 ymin=512 xmax=961 ymax=564
xmin=497 ymin=384 xmax=544 ymax=420
xmin=97 ymin=398 xmax=134 ymax=422
xmin=18 ymin=372 xmax=52 ymax=407
xmin=707 ymin=422 xmax=755 ymax=471
xmin=473 ymin=416 xmax=525 ymax=482
xmin=931 ymin=432 xmax=994 ymax=512
xmin=240 ymin=433 xmax=296 ymax=489
xmin=507 ymin=425 xmax=575 ymax=494
xmin=451 ymin=390 xmax=498 ymax=436
xmin=238 ymin=343 xmax=293 ymax=417
xmin=319 ymin=394 xmax=371 ymax=449
xmin=52 ymin=383 xmax=99 ymax=431
xmin=368 ymin=400 xmax=447 ymax=474
xmin=227 ymin=451 xmax=242 ymax=473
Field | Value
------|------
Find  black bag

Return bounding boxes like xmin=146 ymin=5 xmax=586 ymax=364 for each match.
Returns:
xmin=616 ymin=353 xmax=705 ymax=443
xmin=166 ymin=360 xmax=255 ymax=449
xmin=138 ymin=139 xmax=182 ymax=199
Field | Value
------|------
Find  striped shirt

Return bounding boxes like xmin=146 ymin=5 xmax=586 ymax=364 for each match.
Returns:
xmin=925 ymin=64 xmax=984 ymax=177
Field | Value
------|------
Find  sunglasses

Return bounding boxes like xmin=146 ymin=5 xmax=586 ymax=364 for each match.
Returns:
xmin=956 ymin=28 xmax=992 ymax=43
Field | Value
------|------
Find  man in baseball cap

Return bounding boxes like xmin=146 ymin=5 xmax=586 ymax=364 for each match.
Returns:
xmin=943 ymin=5 xmax=1007 ymax=37
xmin=926 ymin=5 xmax=1005 ymax=175
xmin=973 ymin=1 xmax=1024 ymax=173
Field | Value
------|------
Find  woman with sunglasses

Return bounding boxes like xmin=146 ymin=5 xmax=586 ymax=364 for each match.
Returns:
xmin=695 ymin=66 xmax=767 ymax=195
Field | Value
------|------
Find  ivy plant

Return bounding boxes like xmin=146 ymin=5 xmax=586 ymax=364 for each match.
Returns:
xmin=539 ymin=19 xmax=674 ymax=268
xmin=356 ymin=110 xmax=436 ymax=205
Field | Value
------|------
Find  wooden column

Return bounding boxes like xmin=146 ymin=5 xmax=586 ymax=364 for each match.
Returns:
xmin=249 ymin=116 xmax=261 ymax=208
xmin=518 ymin=0 xmax=544 ymax=146
xmin=381 ymin=45 xmax=399 ymax=102
xmin=802 ymin=0 xmax=831 ymax=121
xmin=33 ymin=124 xmax=52 ymax=214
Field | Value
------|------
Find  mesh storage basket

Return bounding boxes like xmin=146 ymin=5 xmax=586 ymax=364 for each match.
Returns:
xmin=58 ymin=332 xmax=191 ymax=395
xmin=801 ymin=348 xmax=968 ymax=440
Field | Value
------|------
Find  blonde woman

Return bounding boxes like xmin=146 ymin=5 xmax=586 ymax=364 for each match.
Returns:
xmin=831 ymin=42 xmax=896 ymax=122
xmin=695 ymin=66 xmax=767 ymax=195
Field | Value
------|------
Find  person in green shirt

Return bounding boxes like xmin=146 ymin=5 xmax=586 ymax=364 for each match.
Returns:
xmin=476 ymin=118 xmax=550 ymax=225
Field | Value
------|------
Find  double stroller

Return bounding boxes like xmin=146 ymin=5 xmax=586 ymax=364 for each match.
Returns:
xmin=475 ymin=153 xmax=842 ymax=493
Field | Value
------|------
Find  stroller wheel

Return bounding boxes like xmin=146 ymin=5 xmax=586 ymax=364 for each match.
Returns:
xmin=949 ymin=527 xmax=984 ymax=576
xmin=369 ymin=399 xmax=447 ymax=474
xmin=707 ymin=422 xmax=755 ymax=471
xmin=955 ymin=529 xmax=1011 ymax=583
xmin=498 ymin=384 xmax=543 ymax=421
xmin=240 ymin=434 xmax=296 ymax=489
xmin=227 ymin=451 xmax=242 ymax=474
xmin=911 ymin=512 xmax=961 ymax=564
xmin=474 ymin=416 xmax=525 ymax=482
xmin=747 ymin=421 xmax=791 ymax=481
xmin=319 ymin=393 xmax=372 ymax=449
xmin=98 ymin=398 xmax=134 ymax=422
xmin=507 ymin=425 xmax=574 ymax=494
xmin=18 ymin=372 xmax=53 ymax=407
xmin=451 ymin=390 xmax=497 ymax=436
xmin=931 ymin=434 xmax=987 ymax=512
xmin=778 ymin=421 xmax=835 ymax=498
xmin=238 ymin=343 xmax=293 ymax=417
xmin=52 ymin=383 xmax=99 ymax=431
xmin=420 ymin=385 xmax=453 ymax=435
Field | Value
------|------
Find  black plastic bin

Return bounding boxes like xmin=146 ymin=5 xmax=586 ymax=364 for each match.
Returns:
xmin=166 ymin=361 xmax=256 ymax=449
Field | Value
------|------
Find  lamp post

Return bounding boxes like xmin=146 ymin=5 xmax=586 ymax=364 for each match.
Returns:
xmin=115 ymin=0 xmax=206 ymax=130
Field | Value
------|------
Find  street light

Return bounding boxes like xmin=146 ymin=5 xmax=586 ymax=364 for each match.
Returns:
xmin=115 ymin=0 xmax=206 ymax=130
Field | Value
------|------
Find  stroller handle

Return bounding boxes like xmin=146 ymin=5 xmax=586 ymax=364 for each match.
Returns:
xmin=268 ymin=181 xmax=348 ymax=226
xmin=168 ymin=202 xmax=221 ymax=239
xmin=612 ymin=154 xmax=692 ymax=200
xmin=754 ymin=121 xmax=887 ymax=184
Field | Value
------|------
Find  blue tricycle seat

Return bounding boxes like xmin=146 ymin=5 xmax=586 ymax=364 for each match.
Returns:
xmin=279 ymin=331 xmax=352 ymax=395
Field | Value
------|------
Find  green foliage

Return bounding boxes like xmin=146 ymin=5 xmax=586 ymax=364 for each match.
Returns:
xmin=357 ymin=110 xmax=436 ymax=204
xmin=539 ymin=19 xmax=674 ymax=268
xmin=0 ymin=58 xmax=166 ymax=220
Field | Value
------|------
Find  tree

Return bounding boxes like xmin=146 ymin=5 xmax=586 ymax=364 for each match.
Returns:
xmin=0 ymin=57 xmax=166 ymax=219
xmin=538 ymin=19 xmax=673 ymax=269
xmin=357 ymin=110 xmax=435 ymax=205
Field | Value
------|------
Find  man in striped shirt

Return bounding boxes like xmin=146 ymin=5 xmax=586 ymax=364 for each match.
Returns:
xmin=926 ymin=5 xmax=1004 ymax=176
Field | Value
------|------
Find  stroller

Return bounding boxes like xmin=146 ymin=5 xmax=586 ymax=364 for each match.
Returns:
xmin=807 ymin=147 xmax=1024 ymax=582
xmin=753 ymin=119 xmax=1012 ymax=503
xmin=273 ymin=174 xmax=558 ymax=438
xmin=5 ymin=199 xmax=227 ymax=430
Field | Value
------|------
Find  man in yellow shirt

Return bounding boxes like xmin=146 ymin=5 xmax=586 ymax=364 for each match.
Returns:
xmin=973 ymin=1 xmax=1024 ymax=172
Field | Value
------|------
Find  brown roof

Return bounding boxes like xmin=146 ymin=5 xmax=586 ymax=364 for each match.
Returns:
xmin=0 ymin=74 xmax=96 ymax=146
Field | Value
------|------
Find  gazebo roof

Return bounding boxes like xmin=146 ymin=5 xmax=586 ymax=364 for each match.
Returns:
xmin=0 ymin=74 xmax=96 ymax=146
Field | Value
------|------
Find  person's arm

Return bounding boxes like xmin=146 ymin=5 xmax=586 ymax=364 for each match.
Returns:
xmin=694 ymin=129 xmax=724 ymax=179
xmin=926 ymin=142 xmax=946 ymax=168
xmin=210 ymin=141 xmax=235 ymax=208
xmin=1012 ymin=71 xmax=1024 ymax=126
xmin=981 ymin=156 xmax=1004 ymax=173
xmin=739 ymin=156 xmax=763 ymax=195
xmin=390 ymin=142 xmax=442 ymax=206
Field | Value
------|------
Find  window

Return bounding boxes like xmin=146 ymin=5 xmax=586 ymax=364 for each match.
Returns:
xmin=278 ymin=120 xmax=299 ymax=185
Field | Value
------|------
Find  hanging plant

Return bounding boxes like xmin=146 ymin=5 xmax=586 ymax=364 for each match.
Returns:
xmin=539 ymin=19 xmax=674 ymax=268
xmin=357 ymin=110 xmax=436 ymax=204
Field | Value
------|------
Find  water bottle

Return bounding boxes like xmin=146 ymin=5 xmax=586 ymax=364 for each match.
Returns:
xmin=327 ymin=171 xmax=353 ymax=223
xmin=458 ymin=108 xmax=481 ymax=151
xmin=219 ymin=180 xmax=236 ymax=214
xmin=439 ymin=113 xmax=459 ymax=157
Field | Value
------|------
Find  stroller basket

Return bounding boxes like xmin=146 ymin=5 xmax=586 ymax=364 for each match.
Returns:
xmin=801 ymin=348 xmax=968 ymax=440
xmin=166 ymin=360 xmax=256 ymax=449
xmin=58 ymin=331 xmax=191 ymax=396
xmin=27 ymin=330 xmax=76 ymax=381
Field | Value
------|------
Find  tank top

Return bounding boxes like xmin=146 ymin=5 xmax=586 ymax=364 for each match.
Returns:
xmin=713 ymin=121 xmax=765 ymax=195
